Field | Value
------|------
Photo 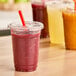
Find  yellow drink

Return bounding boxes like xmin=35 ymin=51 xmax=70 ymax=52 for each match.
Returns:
xmin=47 ymin=5 xmax=64 ymax=44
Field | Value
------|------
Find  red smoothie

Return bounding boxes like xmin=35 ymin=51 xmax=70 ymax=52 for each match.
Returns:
xmin=11 ymin=32 xmax=40 ymax=72
xmin=32 ymin=3 xmax=48 ymax=38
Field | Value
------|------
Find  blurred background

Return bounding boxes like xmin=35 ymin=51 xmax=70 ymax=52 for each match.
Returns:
xmin=0 ymin=0 xmax=73 ymax=36
xmin=0 ymin=0 xmax=32 ymax=36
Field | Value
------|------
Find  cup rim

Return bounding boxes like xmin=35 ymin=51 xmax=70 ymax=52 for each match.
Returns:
xmin=63 ymin=8 xmax=76 ymax=13
xmin=8 ymin=21 xmax=44 ymax=32
xmin=46 ymin=0 xmax=74 ymax=10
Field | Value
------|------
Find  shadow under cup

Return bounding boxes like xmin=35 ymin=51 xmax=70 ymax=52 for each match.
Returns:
xmin=9 ymin=21 xmax=43 ymax=72
xmin=63 ymin=9 xmax=76 ymax=50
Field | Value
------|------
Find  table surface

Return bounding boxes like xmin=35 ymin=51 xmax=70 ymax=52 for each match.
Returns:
xmin=0 ymin=36 xmax=76 ymax=76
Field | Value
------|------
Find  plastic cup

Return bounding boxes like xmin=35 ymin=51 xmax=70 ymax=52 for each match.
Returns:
xmin=63 ymin=8 xmax=76 ymax=50
xmin=9 ymin=21 xmax=43 ymax=72
xmin=46 ymin=1 xmax=65 ymax=44
xmin=31 ymin=0 xmax=49 ymax=38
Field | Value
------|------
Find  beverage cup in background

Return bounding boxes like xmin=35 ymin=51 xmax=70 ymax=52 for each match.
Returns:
xmin=47 ymin=1 xmax=64 ymax=44
xmin=31 ymin=0 xmax=49 ymax=38
xmin=63 ymin=8 xmax=76 ymax=50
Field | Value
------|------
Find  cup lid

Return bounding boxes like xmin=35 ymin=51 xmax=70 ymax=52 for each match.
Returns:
xmin=8 ymin=21 xmax=44 ymax=32
xmin=46 ymin=0 xmax=74 ymax=9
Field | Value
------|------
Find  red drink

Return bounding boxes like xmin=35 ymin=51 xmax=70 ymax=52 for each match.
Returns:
xmin=9 ymin=22 xmax=43 ymax=72
xmin=32 ymin=3 xmax=48 ymax=38
xmin=12 ymin=33 xmax=40 ymax=72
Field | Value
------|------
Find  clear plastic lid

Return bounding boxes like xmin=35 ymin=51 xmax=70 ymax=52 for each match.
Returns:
xmin=8 ymin=21 xmax=44 ymax=32
xmin=46 ymin=0 xmax=74 ymax=10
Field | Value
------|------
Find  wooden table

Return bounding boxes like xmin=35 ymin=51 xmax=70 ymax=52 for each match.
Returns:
xmin=0 ymin=36 xmax=76 ymax=76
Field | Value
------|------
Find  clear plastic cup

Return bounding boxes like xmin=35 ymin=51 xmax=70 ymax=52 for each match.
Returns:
xmin=31 ymin=0 xmax=49 ymax=38
xmin=46 ymin=1 xmax=65 ymax=44
xmin=63 ymin=8 xmax=76 ymax=50
xmin=9 ymin=21 xmax=43 ymax=72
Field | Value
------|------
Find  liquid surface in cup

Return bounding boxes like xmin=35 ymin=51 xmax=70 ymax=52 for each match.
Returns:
xmin=63 ymin=9 xmax=76 ymax=50
xmin=12 ymin=32 xmax=40 ymax=72
xmin=32 ymin=3 xmax=48 ymax=38
xmin=47 ymin=6 xmax=64 ymax=44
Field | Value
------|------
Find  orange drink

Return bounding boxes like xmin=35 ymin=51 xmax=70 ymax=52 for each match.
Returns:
xmin=63 ymin=8 xmax=76 ymax=50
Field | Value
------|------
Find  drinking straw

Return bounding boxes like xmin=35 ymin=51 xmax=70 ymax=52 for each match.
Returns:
xmin=75 ymin=2 xmax=76 ymax=10
xmin=73 ymin=0 xmax=76 ymax=10
xmin=18 ymin=10 xmax=26 ymax=27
